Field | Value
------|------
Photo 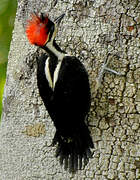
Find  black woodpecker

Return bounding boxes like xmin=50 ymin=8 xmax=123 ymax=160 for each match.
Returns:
xmin=26 ymin=13 xmax=93 ymax=172
xmin=26 ymin=13 xmax=121 ymax=172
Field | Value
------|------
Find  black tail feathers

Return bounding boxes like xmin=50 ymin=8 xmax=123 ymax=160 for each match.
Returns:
xmin=52 ymin=127 xmax=94 ymax=172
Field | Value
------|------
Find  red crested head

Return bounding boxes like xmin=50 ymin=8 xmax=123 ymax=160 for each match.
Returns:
xmin=26 ymin=13 xmax=65 ymax=47
xmin=26 ymin=13 xmax=50 ymax=46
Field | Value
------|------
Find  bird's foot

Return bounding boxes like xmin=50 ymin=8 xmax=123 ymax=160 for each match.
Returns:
xmin=96 ymin=54 xmax=123 ymax=89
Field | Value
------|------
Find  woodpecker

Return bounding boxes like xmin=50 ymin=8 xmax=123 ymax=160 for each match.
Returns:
xmin=26 ymin=13 xmax=121 ymax=172
xmin=26 ymin=13 xmax=93 ymax=172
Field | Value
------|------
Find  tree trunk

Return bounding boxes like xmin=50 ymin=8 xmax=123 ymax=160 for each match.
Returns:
xmin=0 ymin=0 xmax=140 ymax=179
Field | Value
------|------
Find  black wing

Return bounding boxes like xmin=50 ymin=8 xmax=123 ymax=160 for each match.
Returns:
xmin=37 ymin=54 xmax=93 ymax=171
xmin=52 ymin=56 xmax=91 ymax=137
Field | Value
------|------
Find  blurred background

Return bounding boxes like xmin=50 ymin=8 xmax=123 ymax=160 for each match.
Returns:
xmin=0 ymin=0 xmax=17 ymax=120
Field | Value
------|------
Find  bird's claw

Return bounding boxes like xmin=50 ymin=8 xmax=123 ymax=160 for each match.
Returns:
xmin=96 ymin=54 xmax=123 ymax=88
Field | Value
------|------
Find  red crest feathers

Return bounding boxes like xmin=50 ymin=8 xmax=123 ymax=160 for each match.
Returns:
xmin=26 ymin=13 xmax=49 ymax=46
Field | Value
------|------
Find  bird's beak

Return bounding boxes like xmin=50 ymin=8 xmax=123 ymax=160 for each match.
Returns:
xmin=54 ymin=13 xmax=65 ymax=26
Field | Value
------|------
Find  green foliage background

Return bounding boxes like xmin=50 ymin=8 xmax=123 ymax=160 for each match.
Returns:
xmin=0 ymin=0 xmax=17 ymax=120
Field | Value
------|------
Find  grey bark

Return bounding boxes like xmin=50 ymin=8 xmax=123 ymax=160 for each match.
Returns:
xmin=0 ymin=0 xmax=140 ymax=179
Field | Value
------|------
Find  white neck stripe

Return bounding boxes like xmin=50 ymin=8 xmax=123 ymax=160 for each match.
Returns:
xmin=45 ymin=41 xmax=70 ymax=90
xmin=53 ymin=60 xmax=63 ymax=90
xmin=47 ymin=42 xmax=65 ymax=61
xmin=45 ymin=57 xmax=53 ymax=89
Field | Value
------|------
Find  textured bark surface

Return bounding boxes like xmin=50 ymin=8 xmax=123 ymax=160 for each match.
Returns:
xmin=0 ymin=0 xmax=140 ymax=179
